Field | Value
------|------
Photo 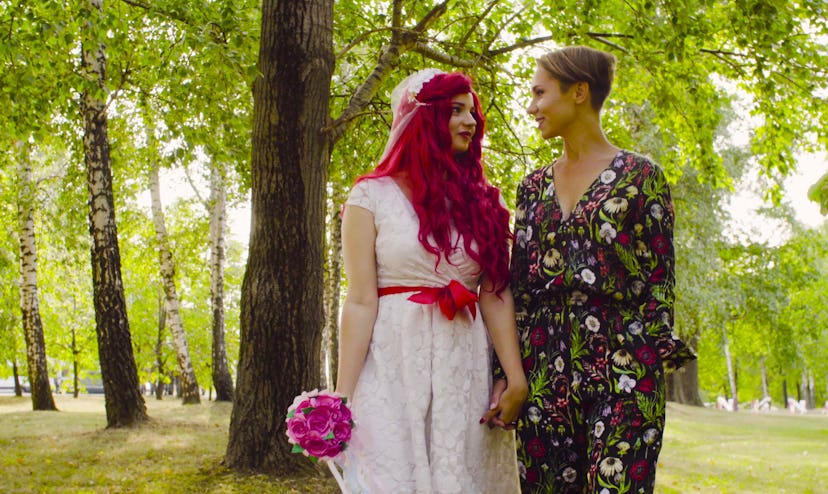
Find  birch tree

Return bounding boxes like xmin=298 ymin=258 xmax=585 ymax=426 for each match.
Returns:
xmin=80 ymin=0 xmax=147 ymax=426
xmin=148 ymin=159 xmax=201 ymax=404
xmin=15 ymin=142 xmax=56 ymax=411
xmin=207 ymin=162 xmax=234 ymax=401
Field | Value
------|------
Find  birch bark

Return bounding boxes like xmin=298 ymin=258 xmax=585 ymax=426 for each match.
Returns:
xmin=148 ymin=161 xmax=201 ymax=404
xmin=81 ymin=0 xmax=147 ymax=427
xmin=16 ymin=143 xmax=56 ymax=411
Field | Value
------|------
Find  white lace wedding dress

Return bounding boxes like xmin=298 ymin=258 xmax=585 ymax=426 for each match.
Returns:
xmin=337 ymin=177 xmax=519 ymax=494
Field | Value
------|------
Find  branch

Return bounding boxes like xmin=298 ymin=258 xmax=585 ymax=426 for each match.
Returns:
xmin=327 ymin=2 xmax=449 ymax=144
xmin=486 ymin=31 xmax=632 ymax=58
xmin=411 ymin=1 xmax=449 ymax=35
xmin=584 ymin=32 xmax=634 ymax=39
xmin=487 ymin=35 xmax=555 ymax=57
xmin=391 ymin=0 xmax=403 ymax=42
xmin=699 ymin=49 xmax=749 ymax=76
xmin=182 ymin=163 xmax=208 ymax=208
xmin=586 ymin=33 xmax=631 ymax=54
xmin=102 ymin=60 xmax=132 ymax=115
xmin=412 ymin=42 xmax=476 ymax=67
xmin=771 ymin=70 xmax=814 ymax=94
xmin=486 ymin=98 xmax=533 ymax=164
xmin=460 ymin=0 xmax=499 ymax=46
xmin=325 ymin=108 xmax=383 ymax=131
xmin=118 ymin=0 xmax=227 ymax=44
xmin=482 ymin=3 xmax=526 ymax=53
xmin=336 ymin=27 xmax=392 ymax=59
xmin=698 ymin=48 xmax=748 ymax=58
xmin=118 ymin=0 xmax=188 ymax=25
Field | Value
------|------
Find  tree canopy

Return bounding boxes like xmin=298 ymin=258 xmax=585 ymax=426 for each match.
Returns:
xmin=0 ymin=0 xmax=826 ymax=472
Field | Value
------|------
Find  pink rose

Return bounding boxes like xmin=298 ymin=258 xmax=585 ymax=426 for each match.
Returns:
xmin=314 ymin=394 xmax=341 ymax=410
xmin=323 ymin=443 xmax=343 ymax=458
xmin=295 ymin=398 xmax=314 ymax=414
xmin=286 ymin=415 xmax=309 ymax=443
xmin=336 ymin=403 xmax=352 ymax=423
xmin=333 ymin=421 xmax=352 ymax=443
xmin=289 ymin=388 xmax=320 ymax=412
xmin=302 ymin=432 xmax=331 ymax=458
xmin=306 ymin=406 xmax=334 ymax=436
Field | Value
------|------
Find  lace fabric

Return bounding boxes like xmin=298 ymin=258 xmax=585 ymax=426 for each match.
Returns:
xmin=338 ymin=177 xmax=519 ymax=494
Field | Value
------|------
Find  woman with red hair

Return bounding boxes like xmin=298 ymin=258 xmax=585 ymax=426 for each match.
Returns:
xmin=335 ymin=69 xmax=527 ymax=493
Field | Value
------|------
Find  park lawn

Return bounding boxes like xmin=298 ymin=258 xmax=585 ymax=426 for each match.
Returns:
xmin=1 ymin=396 xmax=826 ymax=493
xmin=0 ymin=395 xmax=338 ymax=494
xmin=658 ymin=403 xmax=827 ymax=493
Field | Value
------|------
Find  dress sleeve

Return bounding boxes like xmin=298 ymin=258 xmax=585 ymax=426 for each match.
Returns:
xmin=345 ymin=179 xmax=375 ymax=213
xmin=635 ymin=163 xmax=696 ymax=372
xmin=492 ymin=178 xmax=531 ymax=381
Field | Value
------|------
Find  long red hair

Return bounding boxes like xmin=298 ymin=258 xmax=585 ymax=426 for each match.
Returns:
xmin=358 ymin=71 xmax=511 ymax=292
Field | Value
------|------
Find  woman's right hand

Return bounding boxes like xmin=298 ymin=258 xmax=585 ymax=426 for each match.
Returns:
xmin=482 ymin=378 xmax=527 ymax=430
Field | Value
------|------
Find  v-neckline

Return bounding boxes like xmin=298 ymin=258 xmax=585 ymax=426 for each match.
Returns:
xmin=388 ymin=176 xmax=417 ymax=215
xmin=550 ymin=150 xmax=622 ymax=222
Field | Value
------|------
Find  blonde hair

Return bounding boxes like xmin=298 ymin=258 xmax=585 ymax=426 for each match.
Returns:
xmin=537 ymin=46 xmax=616 ymax=111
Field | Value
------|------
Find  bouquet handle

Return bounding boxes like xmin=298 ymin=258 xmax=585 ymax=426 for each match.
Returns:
xmin=326 ymin=459 xmax=351 ymax=494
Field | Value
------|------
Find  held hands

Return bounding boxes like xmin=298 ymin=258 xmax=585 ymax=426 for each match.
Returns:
xmin=480 ymin=378 xmax=528 ymax=430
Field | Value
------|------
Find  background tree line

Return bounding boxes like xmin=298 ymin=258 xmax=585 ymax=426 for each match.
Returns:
xmin=1 ymin=0 xmax=826 ymax=475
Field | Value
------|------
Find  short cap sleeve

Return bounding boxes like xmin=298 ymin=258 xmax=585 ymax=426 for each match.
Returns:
xmin=345 ymin=179 xmax=375 ymax=213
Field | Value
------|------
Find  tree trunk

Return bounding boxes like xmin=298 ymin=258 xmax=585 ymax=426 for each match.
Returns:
xmin=16 ymin=143 xmax=57 ymax=411
xmin=760 ymin=358 xmax=769 ymax=398
xmin=71 ymin=326 xmax=80 ymax=398
xmin=722 ymin=327 xmax=738 ymax=411
xmin=12 ymin=359 xmax=23 ymax=397
xmin=322 ymin=200 xmax=343 ymax=390
xmin=208 ymin=162 xmax=234 ymax=402
xmin=155 ymin=292 xmax=166 ymax=401
xmin=802 ymin=369 xmax=815 ymax=409
xmin=782 ymin=379 xmax=788 ymax=408
xmin=665 ymin=334 xmax=703 ymax=405
xmin=225 ymin=0 xmax=334 ymax=474
xmin=665 ymin=359 xmax=704 ymax=406
xmin=80 ymin=0 xmax=147 ymax=427
xmin=149 ymin=161 xmax=200 ymax=405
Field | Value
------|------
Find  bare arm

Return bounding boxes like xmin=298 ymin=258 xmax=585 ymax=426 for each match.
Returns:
xmin=334 ymin=204 xmax=379 ymax=399
xmin=478 ymin=278 xmax=527 ymax=427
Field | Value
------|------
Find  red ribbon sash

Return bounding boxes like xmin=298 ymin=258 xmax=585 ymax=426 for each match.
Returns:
xmin=378 ymin=280 xmax=478 ymax=320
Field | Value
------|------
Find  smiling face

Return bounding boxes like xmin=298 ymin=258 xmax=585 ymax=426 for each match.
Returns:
xmin=526 ymin=66 xmax=576 ymax=140
xmin=448 ymin=93 xmax=477 ymax=153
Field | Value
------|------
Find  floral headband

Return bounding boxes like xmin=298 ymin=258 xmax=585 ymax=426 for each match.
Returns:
xmin=406 ymin=68 xmax=443 ymax=104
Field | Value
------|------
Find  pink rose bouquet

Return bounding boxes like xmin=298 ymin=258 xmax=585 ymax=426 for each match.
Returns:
xmin=286 ymin=389 xmax=354 ymax=462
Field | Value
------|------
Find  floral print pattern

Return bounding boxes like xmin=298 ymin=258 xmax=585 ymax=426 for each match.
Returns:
xmin=502 ymin=151 xmax=695 ymax=493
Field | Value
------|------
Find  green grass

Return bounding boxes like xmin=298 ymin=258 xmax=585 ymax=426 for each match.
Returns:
xmin=658 ymin=403 xmax=828 ymax=493
xmin=0 ymin=395 xmax=338 ymax=494
xmin=1 ymin=396 xmax=826 ymax=493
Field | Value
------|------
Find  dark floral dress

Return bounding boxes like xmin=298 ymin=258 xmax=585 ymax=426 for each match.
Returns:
xmin=502 ymin=151 xmax=695 ymax=493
